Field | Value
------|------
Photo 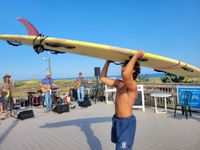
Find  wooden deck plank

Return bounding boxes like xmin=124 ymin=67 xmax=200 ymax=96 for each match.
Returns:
xmin=0 ymin=103 xmax=200 ymax=150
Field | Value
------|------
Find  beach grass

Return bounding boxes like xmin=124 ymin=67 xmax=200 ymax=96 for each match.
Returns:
xmin=11 ymin=77 xmax=200 ymax=99
xmin=12 ymin=79 xmax=97 ymax=99
xmin=13 ymin=77 xmax=200 ymax=89
xmin=14 ymin=80 xmax=40 ymax=88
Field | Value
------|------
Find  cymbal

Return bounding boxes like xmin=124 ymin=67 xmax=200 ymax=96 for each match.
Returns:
xmin=37 ymin=90 xmax=43 ymax=93
xmin=27 ymin=91 xmax=37 ymax=94
xmin=52 ymin=87 xmax=60 ymax=90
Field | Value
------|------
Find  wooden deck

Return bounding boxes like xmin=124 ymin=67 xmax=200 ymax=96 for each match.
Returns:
xmin=0 ymin=103 xmax=200 ymax=150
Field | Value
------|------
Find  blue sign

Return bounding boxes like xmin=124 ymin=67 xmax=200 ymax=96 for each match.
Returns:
xmin=177 ymin=86 xmax=200 ymax=109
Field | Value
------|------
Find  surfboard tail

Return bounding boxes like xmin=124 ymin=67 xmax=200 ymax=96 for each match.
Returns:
xmin=17 ymin=17 xmax=40 ymax=36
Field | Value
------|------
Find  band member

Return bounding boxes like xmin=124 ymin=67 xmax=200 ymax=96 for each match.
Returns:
xmin=40 ymin=72 xmax=57 ymax=111
xmin=63 ymin=87 xmax=71 ymax=103
xmin=0 ymin=88 xmax=3 ymax=114
xmin=100 ymin=51 xmax=144 ymax=150
xmin=0 ymin=74 xmax=17 ymax=118
xmin=75 ymin=72 xmax=85 ymax=102
xmin=61 ymin=87 xmax=76 ymax=109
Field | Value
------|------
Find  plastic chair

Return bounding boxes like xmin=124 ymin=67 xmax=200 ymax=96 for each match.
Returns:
xmin=174 ymin=91 xmax=192 ymax=119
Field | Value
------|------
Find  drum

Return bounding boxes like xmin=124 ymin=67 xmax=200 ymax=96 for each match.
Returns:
xmin=64 ymin=96 xmax=71 ymax=104
xmin=33 ymin=96 xmax=40 ymax=106
xmin=70 ymin=88 xmax=78 ymax=101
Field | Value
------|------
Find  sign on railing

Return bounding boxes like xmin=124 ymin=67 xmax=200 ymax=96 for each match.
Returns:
xmin=104 ymin=84 xmax=145 ymax=111
xmin=177 ymin=86 xmax=200 ymax=109
xmin=133 ymin=85 xmax=145 ymax=112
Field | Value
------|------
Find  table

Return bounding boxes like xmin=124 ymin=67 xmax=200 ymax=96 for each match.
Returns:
xmin=150 ymin=93 xmax=171 ymax=113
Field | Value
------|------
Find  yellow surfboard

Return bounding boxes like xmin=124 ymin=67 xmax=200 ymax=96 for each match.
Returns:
xmin=0 ymin=34 xmax=200 ymax=78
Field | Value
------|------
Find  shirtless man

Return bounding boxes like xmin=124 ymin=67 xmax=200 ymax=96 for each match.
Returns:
xmin=100 ymin=51 xmax=144 ymax=150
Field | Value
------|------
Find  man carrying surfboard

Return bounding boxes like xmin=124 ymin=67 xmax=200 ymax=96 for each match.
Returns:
xmin=100 ymin=51 xmax=144 ymax=150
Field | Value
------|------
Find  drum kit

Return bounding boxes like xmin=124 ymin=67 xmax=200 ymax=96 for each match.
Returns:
xmin=27 ymin=87 xmax=60 ymax=107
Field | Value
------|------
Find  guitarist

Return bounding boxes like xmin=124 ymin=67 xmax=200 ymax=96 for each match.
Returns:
xmin=40 ymin=72 xmax=57 ymax=111
xmin=76 ymin=72 xmax=85 ymax=102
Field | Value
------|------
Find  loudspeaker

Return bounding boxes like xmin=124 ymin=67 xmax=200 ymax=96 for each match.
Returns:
xmin=79 ymin=100 xmax=91 ymax=107
xmin=79 ymin=96 xmax=91 ymax=107
xmin=53 ymin=104 xmax=69 ymax=114
xmin=94 ymin=67 xmax=100 ymax=77
xmin=18 ymin=110 xmax=34 ymax=120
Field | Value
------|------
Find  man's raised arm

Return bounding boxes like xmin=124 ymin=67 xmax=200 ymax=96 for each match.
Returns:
xmin=122 ymin=51 xmax=144 ymax=90
xmin=100 ymin=61 xmax=120 ymax=88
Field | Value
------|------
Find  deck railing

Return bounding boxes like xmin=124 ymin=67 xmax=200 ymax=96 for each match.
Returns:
xmin=12 ymin=82 xmax=200 ymax=109
xmin=143 ymin=83 xmax=200 ymax=108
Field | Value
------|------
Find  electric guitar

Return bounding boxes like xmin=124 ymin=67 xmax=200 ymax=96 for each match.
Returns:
xmin=41 ymin=84 xmax=59 ymax=93
xmin=0 ymin=90 xmax=11 ymax=99
xmin=41 ymin=84 xmax=51 ymax=93
xmin=74 ymin=81 xmax=81 ymax=89
xmin=5 ymin=90 xmax=10 ymax=98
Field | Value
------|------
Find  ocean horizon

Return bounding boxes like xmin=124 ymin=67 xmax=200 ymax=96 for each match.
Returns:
xmin=54 ymin=73 xmax=165 ymax=81
xmin=14 ymin=73 xmax=165 ymax=81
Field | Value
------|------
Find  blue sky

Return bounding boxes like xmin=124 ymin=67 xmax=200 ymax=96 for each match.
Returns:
xmin=0 ymin=0 xmax=200 ymax=80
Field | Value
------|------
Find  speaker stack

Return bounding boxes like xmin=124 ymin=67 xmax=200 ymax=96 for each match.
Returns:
xmin=94 ymin=67 xmax=100 ymax=77
xmin=17 ymin=110 xmax=34 ymax=120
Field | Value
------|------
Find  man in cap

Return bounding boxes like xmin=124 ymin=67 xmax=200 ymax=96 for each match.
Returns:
xmin=40 ymin=72 xmax=57 ymax=111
